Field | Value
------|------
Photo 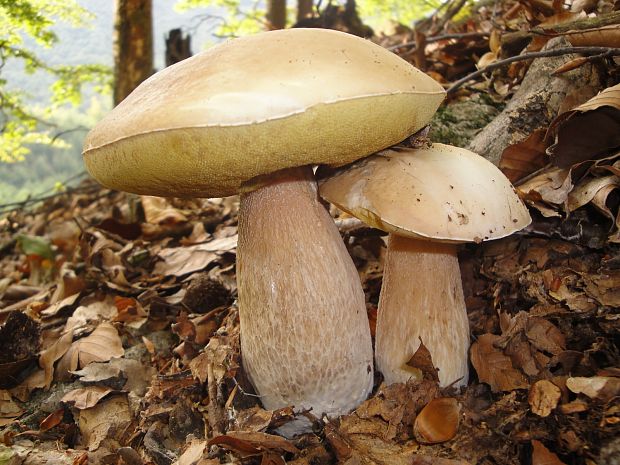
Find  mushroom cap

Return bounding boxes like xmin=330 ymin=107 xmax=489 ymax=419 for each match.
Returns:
xmin=83 ymin=28 xmax=445 ymax=198
xmin=318 ymin=144 xmax=532 ymax=243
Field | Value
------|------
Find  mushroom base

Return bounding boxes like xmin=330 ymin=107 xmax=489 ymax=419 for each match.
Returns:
xmin=375 ymin=235 xmax=470 ymax=388
xmin=237 ymin=166 xmax=374 ymax=435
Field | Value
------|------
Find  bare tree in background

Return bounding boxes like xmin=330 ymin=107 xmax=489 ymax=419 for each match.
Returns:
xmin=267 ymin=0 xmax=287 ymax=29
xmin=113 ymin=0 xmax=154 ymax=105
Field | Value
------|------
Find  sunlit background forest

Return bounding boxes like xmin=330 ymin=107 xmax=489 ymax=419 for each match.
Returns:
xmin=0 ymin=0 xmax=437 ymax=206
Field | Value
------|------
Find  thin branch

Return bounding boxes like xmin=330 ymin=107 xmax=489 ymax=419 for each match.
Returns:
xmin=447 ymin=46 xmax=620 ymax=94
xmin=387 ymin=31 xmax=490 ymax=51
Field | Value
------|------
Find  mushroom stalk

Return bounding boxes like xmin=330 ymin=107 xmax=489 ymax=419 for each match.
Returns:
xmin=237 ymin=166 xmax=373 ymax=431
xmin=375 ymin=234 xmax=469 ymax=387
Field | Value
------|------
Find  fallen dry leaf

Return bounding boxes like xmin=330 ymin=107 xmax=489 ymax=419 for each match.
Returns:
xmin=175 ymin=439 xmax=208 ymax=465
xmin=471 ymin=334 xmax=529 ymax=392
xmin=529 ymin=380 xmax=562 ymax=417
xmin=531 ymin=439 xmax=567 ymax=465
xmin=405 ymin=339 xmax=439 ymax=383
xmin=61 ymin=385 xmax=114 ymax=409
xmin=77 ymin=394 xmax=132 ymax=451
xmin=566 ymin=376 xmax=620 ymax=401
xmin=64 ymin=297 xmax=118 ymax=335
xmin=0 ymin=390 xmax=23 ymax=426
xmin=499 ymin=129 xmax=549 ymax=183
xmin=547 ymin=83 xmax=620 ymax=168
xmin=154 ymin=235 xmax=237 ymax=277
xmin=56 ymin=322 xmax=124 ymax=377
xmin=39 ymin=408 xmax=64 ymax=432
xmin=414 ymin=397 xmax=460 ymax=444
xmin=141 ymin=196 xmax=188 ymax=225
xmin=39 ymin=329 xmax=74 ymax=388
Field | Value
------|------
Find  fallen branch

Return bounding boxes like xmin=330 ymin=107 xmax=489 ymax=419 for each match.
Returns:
xmin=447 ymin=46 xmax=620 ymax=94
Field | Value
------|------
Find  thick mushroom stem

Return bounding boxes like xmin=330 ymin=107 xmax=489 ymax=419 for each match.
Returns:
xmin=375 ymin=234 xmax=469 ymax=387
xmin=237 ymin=166 xmax=374 ymax=431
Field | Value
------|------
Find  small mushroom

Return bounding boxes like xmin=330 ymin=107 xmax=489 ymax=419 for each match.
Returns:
xmin=83 ymin=28 xmax=446 ymax=433
xmin=319 ymin=144 xmax=531 ymax=387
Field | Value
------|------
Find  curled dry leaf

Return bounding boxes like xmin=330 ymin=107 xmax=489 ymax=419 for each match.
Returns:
xmin=141 ymin=196 xmax=188 ymax=225
xmin=39 ymin=329 xmax=74 ymax=389
xmin=414 ymin=397 xmax=460 ymax=444
xmin=56 ymin=323 xmax=124 ymax=378
xmin=529 ymin=380 xmax=562 ymax=417
xmin=547 ymin=83 xmax=620 ymax=168
xmin=566 ymin=376 xmax=620 ymax=401
xmin=470 ymin=334 xmax=529 ymax=392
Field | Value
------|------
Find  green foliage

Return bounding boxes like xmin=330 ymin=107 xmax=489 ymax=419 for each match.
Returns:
xmin=176 ymin=0 xmax=266 ymax=37
xmin=0 ymin=0 xmax=111 ymax=162
xmin=356 ymin=0 xmax=440 ymax=29
xmin=0 ymin=98 xmax=108 ymax=205
xmin=177 ymin=0 xmax=443 ymax=37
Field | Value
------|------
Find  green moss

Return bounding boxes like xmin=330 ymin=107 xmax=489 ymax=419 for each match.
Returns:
xmin=429 ymin=95 xmax=503 ymax=148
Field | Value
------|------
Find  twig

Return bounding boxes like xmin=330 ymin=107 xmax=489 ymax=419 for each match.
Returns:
xmin=447 ymin=46 xmax=620 ymax=94
xmin=387 ymin=31 xmax=489 ymax=51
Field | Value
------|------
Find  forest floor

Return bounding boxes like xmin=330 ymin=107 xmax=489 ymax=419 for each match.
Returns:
xmin=0 ymin=0 xmax=618 ymax=464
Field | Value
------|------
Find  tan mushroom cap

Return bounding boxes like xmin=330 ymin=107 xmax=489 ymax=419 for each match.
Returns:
xmin=83 ymin=28 xmax=445 ymax=198
xmin=319 ymin=144 xmax=531 ymax=243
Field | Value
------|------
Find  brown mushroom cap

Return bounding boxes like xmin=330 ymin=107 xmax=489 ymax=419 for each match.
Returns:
xmin=319 ymin=144 xmax=532 ymax=243
xmin=83 ymin=28 xmax=445 ymax=198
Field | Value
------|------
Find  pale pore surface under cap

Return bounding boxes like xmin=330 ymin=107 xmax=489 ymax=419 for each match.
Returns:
xmin=319 ymin=143 xmax=531 ymax=243
xmin=83 ymin=28 xmax=445 ymax=198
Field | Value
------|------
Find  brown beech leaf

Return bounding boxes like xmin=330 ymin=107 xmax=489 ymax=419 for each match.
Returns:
xmin=529 ymin=380 xmax=561 ymax=417
xmin=141 ymin=195 xmax=188 ymax=225
xmin=499 ymin=129 xmax=549 ymax=183
xmin=77 ymin=395 xmax=132 ymax=451
xmin=531 ymin=439 xmax=567 ymax=465
xmin=414 ymin=397 xmax=460 ymax=444
xmin=565 ymin=24 xmax=620 ymax=48
xmin=61 ymin=385 xmax=114 ymax=410
xmin=176 ymin=439 xmax=208 ymax=465
xmin=547 ymin=83 xmax=620 ymax=168
xmin=526 ymin=317 xmax=566 ymax=355
xmin=405 ymin=339 xmax=439 ymax=382
xmin=39 ymin=408 xmax=65 ymax=432
xmin=57 ymin=323 xmax=124 ymax=377
xmin=208 ymin=435 xmax=262 ymax=457
xmin=470 ymin=334 xmax=529 ymax=392
xmin=0 ymin=390 xmax=23 ymax=426
xmin=39 ymin=328 xmax=74 ymax=388
xmin=566 ymin=376 xmax=620 ymax=401
xmin=154 ymin=235 xmax=237 ymax=277
xmin=567 ymin=175 xmax=620 ymax=213
xmin=551 ymin=56 xmax=590 ymax=76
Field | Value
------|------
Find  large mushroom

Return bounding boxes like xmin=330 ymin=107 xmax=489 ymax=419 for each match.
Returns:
xmin=319 ymin=144 xmax=531 ymax=388
xmin=82 ymin=28 xmax=446 ymax=432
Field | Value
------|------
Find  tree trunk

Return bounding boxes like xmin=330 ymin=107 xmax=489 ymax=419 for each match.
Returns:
xmin=297 ymin=0 xmax=313 ymax=22
xmin=113 ymin=0 xmax=154 ymax=106
xmin=267 ymin=0 xmax=287 ymax=30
